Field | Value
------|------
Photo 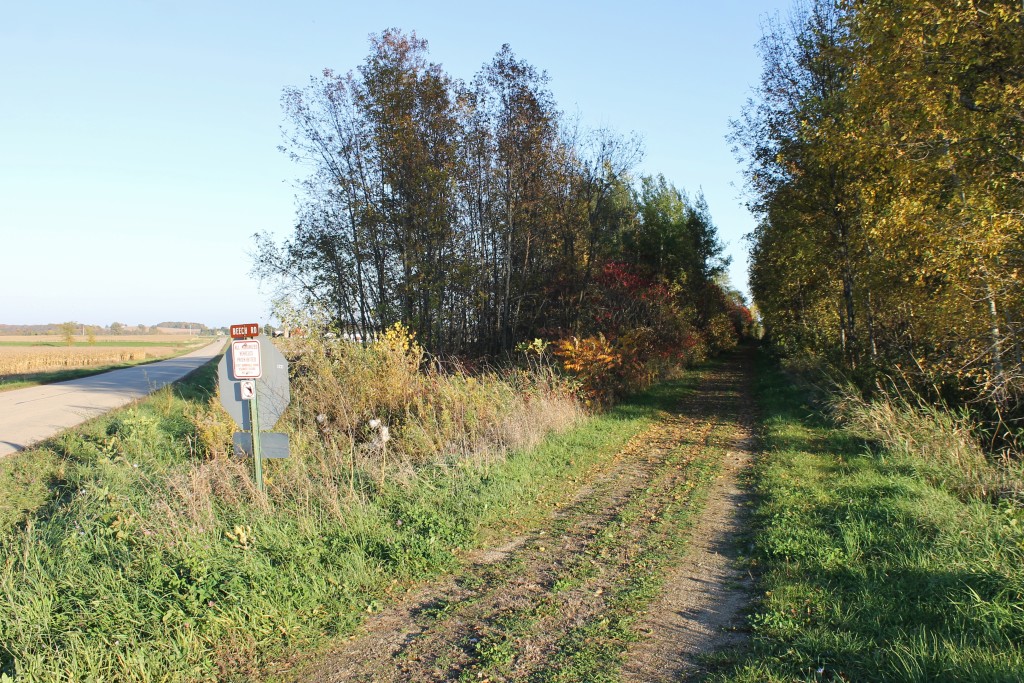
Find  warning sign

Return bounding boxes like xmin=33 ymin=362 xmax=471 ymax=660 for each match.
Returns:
xmin=239 ymin=379 xmax=255 ymax=399
xmin=230 ymin=340 xmax=262 ymax=379
xmin=218 ymin=334 xmax=290 ymax=430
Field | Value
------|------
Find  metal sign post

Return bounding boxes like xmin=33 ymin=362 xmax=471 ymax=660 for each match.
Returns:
xmin=250 ymin=386 xmax=264 ymax=493
xmin=217 ymin=326 xmax=291 ymax=494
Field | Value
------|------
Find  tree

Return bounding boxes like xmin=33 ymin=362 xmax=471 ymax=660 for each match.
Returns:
xmin=741 ymin=0 xmax=1024 ymax=439
xmin=733 ymin=0 xmax=866 ymax=366
xmin=59 ymin=322 xmax=76 ymax=347
xmin=261 ymin=30 xmax=467 ymax=351
xmin=261 ymin=32 xmax=643 ymax=354
xmin=259 ymin=31 xmax=735 ymax=362
xmin=844 ymin=0 xmax=1024 ymax=408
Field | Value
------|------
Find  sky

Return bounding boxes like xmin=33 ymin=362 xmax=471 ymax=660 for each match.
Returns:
xmin=1 ymin=0 xmax=790 ymax=328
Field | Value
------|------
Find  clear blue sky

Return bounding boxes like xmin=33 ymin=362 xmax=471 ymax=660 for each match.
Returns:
xmin=1 ymin=1 xmax=789 ymax=328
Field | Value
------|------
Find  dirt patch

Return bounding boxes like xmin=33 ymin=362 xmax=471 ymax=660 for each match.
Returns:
xmin=620 ymin=434 xmax=756 ymax=681
xmin=278 ymin=353 xmax=756 ymax=682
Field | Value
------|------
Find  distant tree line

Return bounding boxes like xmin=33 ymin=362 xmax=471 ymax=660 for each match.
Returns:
xmin=256 ymin=29 xmax=741 ymax=357
xmin=0 ymin=323 xmax=159 ymax=337
xmin=734 ymin=1 xmax=1024 ymax=435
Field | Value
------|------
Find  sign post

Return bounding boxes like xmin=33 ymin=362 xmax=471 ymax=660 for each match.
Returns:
xmin=251 ymin=386 xmax=264 ymax=493
xmin=218 ymin=324 xmax=291 ymax=494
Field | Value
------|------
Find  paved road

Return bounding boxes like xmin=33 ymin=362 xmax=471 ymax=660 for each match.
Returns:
xmin=0 ymin=339 xmax=226 ymax=457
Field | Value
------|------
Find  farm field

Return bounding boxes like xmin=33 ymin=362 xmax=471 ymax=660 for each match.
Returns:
xmin=0 ymin=334 xmax=202 ymax=345
xmin=0 ymin=335 xmax=211 ymax=390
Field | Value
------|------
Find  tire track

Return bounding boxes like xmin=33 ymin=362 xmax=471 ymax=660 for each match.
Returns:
xmin=283 ymin=352 xmax=754 ymax=682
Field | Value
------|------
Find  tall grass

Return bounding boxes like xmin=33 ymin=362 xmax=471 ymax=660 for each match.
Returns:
xmin=285 ymin=324 xmax=581 ymax=468
xmin=0 ymin=324 xmax=677 ymax=682
xmin=177 ymin=325 xmax=583 ymax=521
xmin=828 ymin=382 xmax=1023 ymax=504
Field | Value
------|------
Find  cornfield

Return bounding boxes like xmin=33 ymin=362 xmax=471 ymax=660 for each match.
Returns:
xmin=0 ymin=346 xmax=179 ymax=376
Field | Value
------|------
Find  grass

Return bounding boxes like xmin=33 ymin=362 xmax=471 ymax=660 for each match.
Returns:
xmin=828 ymin=382 xmax=1024 ymax=504
xmin=0 ymin=341 xmax=699 ymax=682
xmin=429 ymin=360 xmax=740 ymax=683
xmin=534 ymin=452 xmax=721 ymax=682
xmin=708 ymin=351 xmax=1024 ymax=682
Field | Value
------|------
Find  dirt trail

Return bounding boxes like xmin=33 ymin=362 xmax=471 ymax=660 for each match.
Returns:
xmin=621 ymin=416 xmax=755 ymax=680
xmin=283 ymin=352 xmax=755 ymax=682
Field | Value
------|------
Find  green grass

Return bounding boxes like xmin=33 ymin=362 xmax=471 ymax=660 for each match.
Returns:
xmin=0 ymin=359 xmax=697 ymax=682
xmin=708 ymin=351 xmax=1024 ymax=682
xmin=535 ymin=454 xmax=721 ymax=683
xmin=444 ymin=360 xmax=736 ymax=683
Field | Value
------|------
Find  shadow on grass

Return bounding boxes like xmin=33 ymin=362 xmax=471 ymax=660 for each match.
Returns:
xmin=712 ymin=350 xmax=1024 ymax=682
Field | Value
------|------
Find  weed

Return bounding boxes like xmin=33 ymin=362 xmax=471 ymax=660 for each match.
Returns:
xmin=829 ymin=382 xmax=1023 ymax=504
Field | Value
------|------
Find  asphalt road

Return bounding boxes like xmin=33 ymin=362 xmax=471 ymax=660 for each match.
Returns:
xmin=0 ymin=338 xmax=225 ymax=457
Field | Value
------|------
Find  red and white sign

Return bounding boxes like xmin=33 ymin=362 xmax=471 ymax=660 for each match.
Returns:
xmin=230 ymin=323 xmax=260 ymax=339
xmin=239 ymin=379 xmax=256 ymax=400
xmin=231 ymin=340 xmax=262 ymax=379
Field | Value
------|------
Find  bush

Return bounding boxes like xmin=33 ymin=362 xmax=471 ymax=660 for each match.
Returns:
xmin=277 ymin=322 xmax=583 ymax=482
xmin=552 ymin=334 xmax=624 ymax=404
xmin=706 ymin=313 xmax=738 ymax=353
xmin=552 ymin=317 xmax=710 ymax=404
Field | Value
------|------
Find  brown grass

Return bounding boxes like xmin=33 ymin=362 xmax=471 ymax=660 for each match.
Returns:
xmin=279 ymin=327 xmax=583 ymax=469
xmin=0 ymin=334 xmax=197 ymax=343
xmin=0 ymin=345 xmax=182 ymax=376
xmin=178 ymin=324 xmax=584 ymax=529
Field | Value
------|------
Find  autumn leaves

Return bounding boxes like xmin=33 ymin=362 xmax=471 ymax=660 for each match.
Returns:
xmin=737 ymin=1 xmax=1024 ymax=426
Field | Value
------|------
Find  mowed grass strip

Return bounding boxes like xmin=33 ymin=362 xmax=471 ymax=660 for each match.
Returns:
xmin=0 ymin=359 xmax=698 ymax=682
xmin=709 ymin=352 xmax=1024 ymax=683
